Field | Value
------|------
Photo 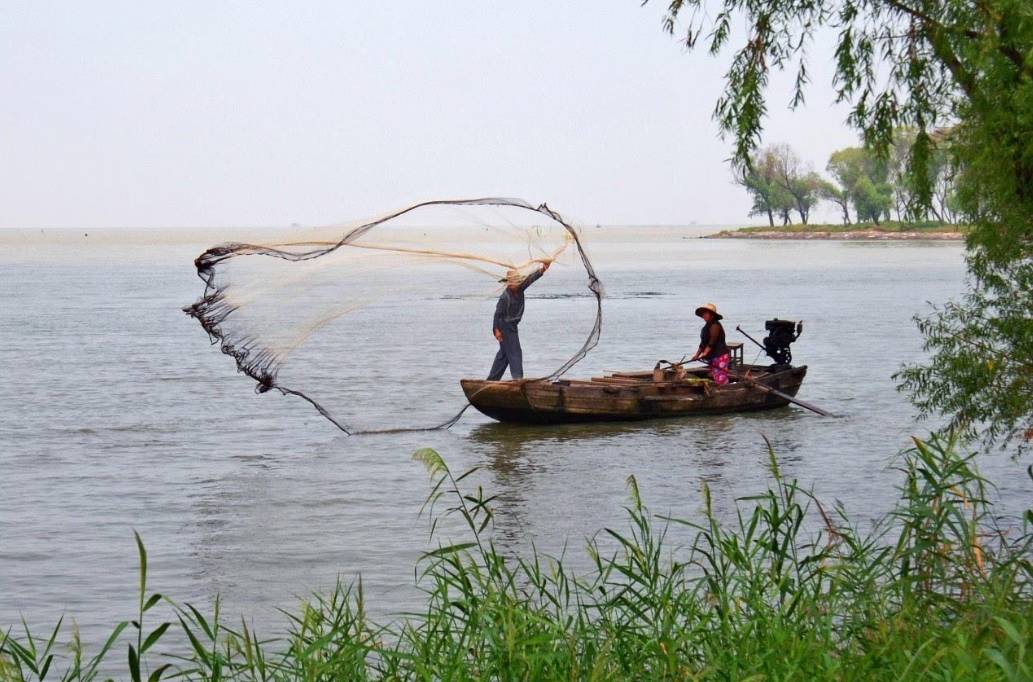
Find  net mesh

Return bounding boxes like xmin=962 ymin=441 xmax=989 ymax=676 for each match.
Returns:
xmin=184 ymin=198 xmax=602 ymax=434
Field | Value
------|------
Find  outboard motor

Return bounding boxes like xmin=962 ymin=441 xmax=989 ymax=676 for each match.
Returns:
xmin=763 ymin=319 xmax=803 ymax=368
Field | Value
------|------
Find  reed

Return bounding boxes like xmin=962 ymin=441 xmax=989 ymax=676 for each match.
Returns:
xmin=2 ymin=434 xmax=1031 ymax=680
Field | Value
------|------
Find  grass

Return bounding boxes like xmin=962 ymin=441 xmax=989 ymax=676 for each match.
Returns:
xmin=2 ymin=434 xmax=1032 ymax=680
xmin=714 ymin=221 xmax=967 ymax=236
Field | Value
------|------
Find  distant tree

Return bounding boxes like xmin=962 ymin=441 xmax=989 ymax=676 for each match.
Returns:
xmin=746 ymin=192 xmax=777 ymax=225
xmin=735 ymin=148 xmax=780 ymax=227
xmin=853 ymin=175 xmax=894 ymax=224
xmin=826 ymin=148 xmax=865 ymax=203
xmin=775 ymin=188 xmax=795 ymax=225
xmin=817 ymin=179 xmax=851 ymax=225
xmin=746 ymin=193 xmax=776 ymax=227
xmin=793 ymin=172 xmax=823 ymax=224
xmin=826 ymin=147 xmax=894 ymax=224
xmin=736 ymin=146 xmax=797 ymax=226
xmin=770 ymin=144 xmax=820 ymax=224
xmin=739 ymin=144 xmax=819 ymax=225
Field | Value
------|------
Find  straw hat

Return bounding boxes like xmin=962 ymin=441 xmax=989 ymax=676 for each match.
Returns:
xmin=695 ymin=303 xmax=723 ymax=320
xmin=499 ymin=269 xmax=523 ymax=285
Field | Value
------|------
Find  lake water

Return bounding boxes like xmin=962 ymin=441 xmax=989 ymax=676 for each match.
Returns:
xmin=1 ymin=227 xmax=1029 ymax=647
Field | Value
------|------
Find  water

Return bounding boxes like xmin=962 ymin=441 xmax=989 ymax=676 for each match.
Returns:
xmin=1 ymin=228 xmax=1028 ymax=646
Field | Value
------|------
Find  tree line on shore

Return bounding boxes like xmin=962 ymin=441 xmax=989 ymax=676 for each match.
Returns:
xmin=738 ymin=131 xmax=960 ymax=227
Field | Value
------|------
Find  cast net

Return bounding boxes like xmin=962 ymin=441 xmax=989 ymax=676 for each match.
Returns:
xmin=184 ymin=198 xmax=602 ymax=434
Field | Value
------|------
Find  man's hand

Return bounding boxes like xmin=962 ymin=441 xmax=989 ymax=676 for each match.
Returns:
xmin=540 ymin=260 xmax=551 ymax=273
xmin=494 ymin=328 xmax=503 ymax=342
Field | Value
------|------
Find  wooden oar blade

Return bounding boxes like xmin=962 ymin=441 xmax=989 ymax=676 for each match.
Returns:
xmin=748 ymin=381 xmax=835 ymax=417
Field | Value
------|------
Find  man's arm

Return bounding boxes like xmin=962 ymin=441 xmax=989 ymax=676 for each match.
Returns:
xmin=519 ymin=262 xmax=549 ymax=291
xmin=493 ymin=294 xmax=507 ymax=339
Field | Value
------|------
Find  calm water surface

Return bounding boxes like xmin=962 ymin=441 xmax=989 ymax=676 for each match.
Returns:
xmin=1 ymin=229 xmax=1029 ymax=645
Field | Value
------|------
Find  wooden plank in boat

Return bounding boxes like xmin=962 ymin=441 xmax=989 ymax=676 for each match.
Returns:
xmin=609 ymin=370 xmax=710 ymax=379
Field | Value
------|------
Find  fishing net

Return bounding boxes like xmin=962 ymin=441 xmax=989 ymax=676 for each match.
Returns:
xmin=184 ymin=198 xmax=602 ymax=434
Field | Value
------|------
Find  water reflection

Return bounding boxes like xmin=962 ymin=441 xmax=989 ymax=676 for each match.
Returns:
xmin=466 ymin=412 xmax=797 ymax=552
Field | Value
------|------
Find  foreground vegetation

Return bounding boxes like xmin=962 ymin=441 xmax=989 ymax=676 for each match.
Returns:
xmin=2 ymin=436 xmax=1031 ymax=680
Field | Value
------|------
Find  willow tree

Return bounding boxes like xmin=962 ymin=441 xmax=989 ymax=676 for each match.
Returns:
xmin=771 ymin=144 xmax=821 ymax=224
xmin=737 ymin=144 xmax=816 ymax=225
xmin=649 ymin=0 xmax=1032 ymax=450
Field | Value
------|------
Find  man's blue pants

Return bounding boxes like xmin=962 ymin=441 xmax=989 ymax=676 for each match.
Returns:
xmin=487 ymin=325 xmax=523 ymax=380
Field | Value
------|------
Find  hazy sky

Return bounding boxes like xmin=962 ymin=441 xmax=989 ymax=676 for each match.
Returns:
xmin=2 ymin=2 xmax=859 ymax=228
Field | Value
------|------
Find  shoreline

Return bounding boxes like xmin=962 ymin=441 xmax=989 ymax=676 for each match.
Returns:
xmin=708 ymin=226 xmax=965 ymax=241
xmin=706 ymin=229 xmax=962 ymax=239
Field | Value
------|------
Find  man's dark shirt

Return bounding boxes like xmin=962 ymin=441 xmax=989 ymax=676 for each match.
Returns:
xmin=493 ymin=269 xmax=543 ymax=331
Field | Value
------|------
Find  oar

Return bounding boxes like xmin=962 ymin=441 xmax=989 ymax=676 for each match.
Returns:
xmin=735 ymin=325 xmax=766 ymax=352
xmin=692 ymin=359 xmax=836 ymax=417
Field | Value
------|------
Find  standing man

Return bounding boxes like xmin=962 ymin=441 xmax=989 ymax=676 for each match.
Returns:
xmin=487 ymin=261 xmax=550 ymax=380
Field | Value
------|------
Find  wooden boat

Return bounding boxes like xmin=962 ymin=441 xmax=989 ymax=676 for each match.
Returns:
xmin=460 ymin=363 xmax=808 ymax=425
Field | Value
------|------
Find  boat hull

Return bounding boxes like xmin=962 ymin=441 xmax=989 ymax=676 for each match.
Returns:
xmin=460 ymin=365 xmax=808 ymax=424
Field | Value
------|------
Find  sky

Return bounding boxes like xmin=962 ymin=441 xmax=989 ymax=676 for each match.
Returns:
xmin=1 ymin=1 xmax=860 ymax=228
